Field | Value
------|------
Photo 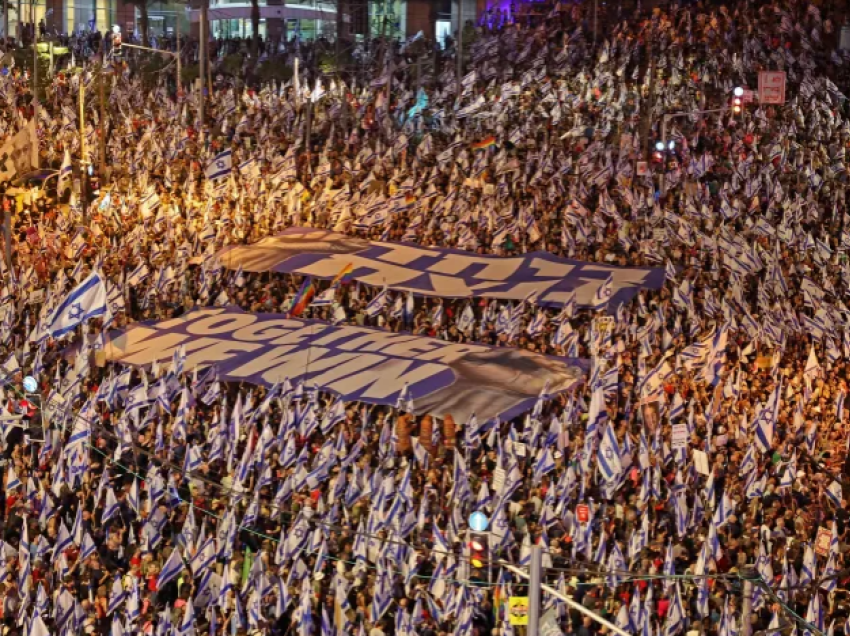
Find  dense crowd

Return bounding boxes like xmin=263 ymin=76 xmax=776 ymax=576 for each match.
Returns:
xmin=0 ymin=1 xmax=850 ymax=635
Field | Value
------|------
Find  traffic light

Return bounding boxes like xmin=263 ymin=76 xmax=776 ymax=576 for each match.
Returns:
xmin=469 ymin=531 xmax=488 ymax=569
xmin=731 ymin=86 xmax=744 ymax=114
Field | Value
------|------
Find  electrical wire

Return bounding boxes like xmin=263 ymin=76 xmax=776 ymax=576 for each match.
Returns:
xmin=4 ymin=365 xmax=837 ymax=636
xmin=39 ymin=385 xmax=741 ymax=582
xmin=30 ymin=388 xmax=497 ymax=589
xmin=8 ymin=370 xmax=833 ymax=607
xmin=28 ymin=381 xmax=747 ymax=587
xmin=34 ymin=375 xmax=795 ymax=590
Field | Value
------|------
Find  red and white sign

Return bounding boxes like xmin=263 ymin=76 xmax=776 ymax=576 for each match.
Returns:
xmin=576 ymin=504 xmax=590 ymax=523
xmin=758 ymin=71 xmax=786 ymax=105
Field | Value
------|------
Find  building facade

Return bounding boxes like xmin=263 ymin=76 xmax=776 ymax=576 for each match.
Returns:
xmin=6 ymin=0 xmax=485 ymax=46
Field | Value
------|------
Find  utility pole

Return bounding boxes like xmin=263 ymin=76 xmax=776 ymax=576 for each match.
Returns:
xmin=206 ymin=17 xmax=213 ymax=104
xmin=198 ymin=1 xmax=206 ymax=130
xmin=641 ymin=27 xmax=655 ymax=161
xmin=741 ymin=573 xmax=754 ymax=636
xmin=3 ymin=197 xmax=11 ymax=268
xmin=500 ymin=560 xmax=632 ymax=636
xmin=528 ymin=544 xmax=542 ymax=636
xmin=79 ymin=72 xmax=85 ymax=166
xmin=657 ymin=107 xmax=727 ymax=197
xmin=79 ymin=71 xmax=88 ymax=219
xmin=386 ymin=55 xmax=393 ymax=116
xmin=593 ymin=0 xmax=598 ymax=47
xmin=31 ymin=0 xmax=37 ymax=126
xmin=335 ymin=0 xmax=343 ymax=70
xmin=99 ymin=61 xmax=106 ymax=173
xmin=456 ymin=0 xmax=463 ymax=89
xmin=305 ymin=89 xmax=312 ymax=151
xmin=176 ymin=17 xmax=181 ymax=93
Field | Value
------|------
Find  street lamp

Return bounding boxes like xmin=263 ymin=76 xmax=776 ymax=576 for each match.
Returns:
xmin=658 ymin=107 xmax=730 ymax=196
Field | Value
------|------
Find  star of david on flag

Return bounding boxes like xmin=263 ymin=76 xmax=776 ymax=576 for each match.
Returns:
xmin=205 ymin=149 xmax=233 ymax=181
xmin=47 ymin=271 xmax=108 ymax=338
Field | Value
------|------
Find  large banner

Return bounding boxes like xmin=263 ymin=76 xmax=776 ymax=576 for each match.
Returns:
xmin=103 ymin=307 xmax=586 ymax=422
xmin=216 ymin=228 xmax=664 ymax=309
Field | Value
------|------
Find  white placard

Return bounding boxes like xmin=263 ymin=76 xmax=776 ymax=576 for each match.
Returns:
xmin=693 ymin=449 xmax=710 ymax=476
xmin=758 ymin=71 xmax=786 ymax=105
xmin=671 ymin=423 xmax=689 ymax=450
xmin=492 ymin=467 xmax=506 ymax=494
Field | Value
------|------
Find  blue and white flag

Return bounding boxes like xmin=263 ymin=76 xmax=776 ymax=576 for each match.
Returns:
xmin=754 ymin=381 xmax=782 ymax=453
xmin=590 ymin=273 xmax=614 ymax=311
xmin=597 ymin=420 xmax=623 ymax=482
xmin=47 ymin=271 xmax=108 ymax=338
xmin=205 ymin=150 xmax=233 ymax=180
xmin=58 ymin=149 xmax=72 ymax=193
xmin=365 ymin=286 xmax=389 ymax=318
xmin=157 ymin=548 xmax=185 ymax=589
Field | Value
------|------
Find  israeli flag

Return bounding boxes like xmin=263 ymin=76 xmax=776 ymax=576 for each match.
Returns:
xmin=590 ymin=273 xmax=614 ymax=311
xmin=365 ymin=286 xmax=388 ymax=318
xmin=205 ymin=150 xmax=232 ymax=181
xmin=157 ymin=547 xmax=185 ymax=589
xmin=597 ymin=420 xmax=623 ymax=482
xmin=58 ymin=149 xmax=72 ymax=193
xmin=47 ymin=271 xmax=108 ymax=338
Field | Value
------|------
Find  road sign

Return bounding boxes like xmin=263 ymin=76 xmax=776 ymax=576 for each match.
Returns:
xmin=469 ymin=511 xmax=489 ymax=532
xmin=508 ymin=597 xmax=529 ymax=626
xmin=758 ymin=71 xmax=786 ymax=104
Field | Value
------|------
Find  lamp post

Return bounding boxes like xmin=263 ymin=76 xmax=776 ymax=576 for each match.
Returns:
xmin=657 ymin=107 xmax=730 ymax=197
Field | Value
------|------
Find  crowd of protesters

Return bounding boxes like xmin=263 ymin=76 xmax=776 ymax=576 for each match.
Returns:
xmin=0 ymin=0 xmax=849 ymax=635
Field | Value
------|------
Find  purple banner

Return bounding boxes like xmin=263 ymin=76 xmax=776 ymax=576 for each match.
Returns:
xmin=104 ymin=307 xmax=587 ymax=422
xmin=217 ymin=228 xmax=665 ymax=308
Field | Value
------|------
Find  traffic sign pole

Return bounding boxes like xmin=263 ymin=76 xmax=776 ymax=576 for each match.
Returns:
xmin=528 ymin=544 xmax=542 ymax=636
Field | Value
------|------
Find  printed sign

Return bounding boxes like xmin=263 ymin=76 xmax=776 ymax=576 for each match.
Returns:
xmin=671 ymin=423 xmax=689 ymax=450
xmin=492 ymin=467 xmax=506 ymax=494
xmin=576 ymin=503 xmax=589 ymax=523
xmin=216 ymin=228 xmax=665 ymax=311
xmin=758 ymin=71 xmax=786 ymax=105
xmin=815 ymin=526 xmax=832 ymax=557
xmin=103 ymin=307 xmax=586 ymax=423
xmin=508 ymin=597 xmax=530 ymax=626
